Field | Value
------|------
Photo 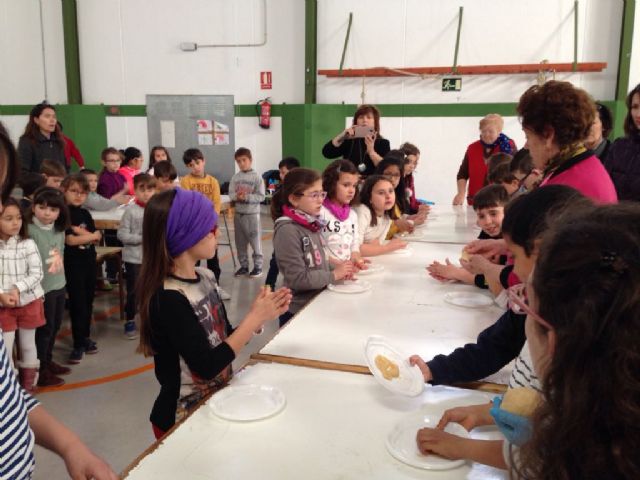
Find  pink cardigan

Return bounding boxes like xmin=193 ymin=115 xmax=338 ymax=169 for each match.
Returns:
xmin=540 ymin=153 xmax=617 ymax=204
xmin=118 ymin=166 xmax=140 ymax=195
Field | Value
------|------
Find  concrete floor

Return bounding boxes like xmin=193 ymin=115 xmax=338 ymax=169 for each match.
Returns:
xmin=33 ymin=209 xmax=279 ymax=479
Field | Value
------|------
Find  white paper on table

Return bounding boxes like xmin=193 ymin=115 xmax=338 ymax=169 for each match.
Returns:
xmin=159 ymin=120 xmax=175 ymax=148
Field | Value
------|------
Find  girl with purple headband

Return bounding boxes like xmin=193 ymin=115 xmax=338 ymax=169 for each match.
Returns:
xmin=136 ymin=188 xmax=291 ymax=439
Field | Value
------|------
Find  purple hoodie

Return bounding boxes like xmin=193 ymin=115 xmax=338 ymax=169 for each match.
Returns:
xmin=97 ymin=170 xmax=126 ymax=199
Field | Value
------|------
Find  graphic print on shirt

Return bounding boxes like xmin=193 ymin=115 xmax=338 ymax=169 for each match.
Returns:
xmin=323 ymin=220 xmax=356 ymax=261
xmin=302 ymin=234 xmax=326 ymax=268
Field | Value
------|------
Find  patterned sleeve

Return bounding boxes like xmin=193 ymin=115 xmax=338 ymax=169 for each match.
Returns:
xmin=13 ymin=239 xmax=43 ymax=294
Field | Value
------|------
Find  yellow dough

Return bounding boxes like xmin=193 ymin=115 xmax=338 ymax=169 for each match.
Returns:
xmin=375 ymin=355 xmax=400 ymax=380
xmin=501 ymin=387 xmax=541 ymax=417
xmin=460 ymin=248 xmax=471 ymax=262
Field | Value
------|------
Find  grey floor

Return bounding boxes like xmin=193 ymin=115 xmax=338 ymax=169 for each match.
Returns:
xmin=33 ymin=208 xmax=279 ymax=479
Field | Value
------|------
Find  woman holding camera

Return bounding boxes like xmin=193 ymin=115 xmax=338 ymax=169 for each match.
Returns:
xmin=322 ymin=104 xmax=390 ymax=176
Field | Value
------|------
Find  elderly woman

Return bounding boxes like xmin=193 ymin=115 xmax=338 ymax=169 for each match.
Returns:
xmin=322 ymin=104 xmax=390 ymax=176
xmin=17 ymin=103 xmax=66 ymax=175
xmin=585 ymin=102 xmax=614 ymax=163
xmin=453 ymin=114 xmax=516 ymax=205
xmin=517 ymin=81 xmax=617 ymax=203
xmin=603 ymin=83 xmax=640 ymax=201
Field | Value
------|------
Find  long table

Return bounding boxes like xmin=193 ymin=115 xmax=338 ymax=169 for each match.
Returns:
xmin=412 ymin=205 xmax=480 ymax=244
xmin=124 ymin=363 xmax=507 ymax=479
xmin=254 ymin=242 xmax=511 ymax=385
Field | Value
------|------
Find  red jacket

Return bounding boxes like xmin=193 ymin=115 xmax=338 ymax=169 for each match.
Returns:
xmin=62 ymin=134 xmax=84 ymax=169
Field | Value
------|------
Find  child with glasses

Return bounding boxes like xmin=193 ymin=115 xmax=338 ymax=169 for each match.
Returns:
xmin=229 ymin=147 xmax=265 ymax=278
xmin=61 ymin=174 xmax=102 ymax=364
xmin=272 ymin=168 xmax=354 ymax=326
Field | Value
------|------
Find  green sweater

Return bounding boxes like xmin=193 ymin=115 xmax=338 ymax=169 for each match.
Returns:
xmin=28 ymin=222 xmax=66 ymax=293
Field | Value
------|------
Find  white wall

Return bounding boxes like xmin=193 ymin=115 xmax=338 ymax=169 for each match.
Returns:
xmin=317 ymin=0 xmax=623 ymax=104
xmin=76 ymin=0 xmax=305 ymax=105
xmin=0 ymin=0 xmax=67 ymax=103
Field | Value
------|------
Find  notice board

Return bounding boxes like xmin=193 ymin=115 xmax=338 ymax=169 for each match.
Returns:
xmin=146 ymin=95 xmax=235 ymax=182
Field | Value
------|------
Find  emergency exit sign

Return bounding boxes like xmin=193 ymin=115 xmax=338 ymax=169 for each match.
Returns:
xmin=442 ymin=78 xmax=462 ymax=91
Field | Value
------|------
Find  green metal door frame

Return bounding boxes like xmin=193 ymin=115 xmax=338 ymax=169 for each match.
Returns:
xmin=305 ymin=0 xmax=317 ymax=103
xmin=61 ymin=0 xmax=82 ymax=104
xmin=617 ymin=0 xmax=636 ymax=101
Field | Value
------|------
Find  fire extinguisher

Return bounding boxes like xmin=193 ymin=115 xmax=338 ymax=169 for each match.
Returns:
xmin=257 ymin=98 xmax=271 ymax=129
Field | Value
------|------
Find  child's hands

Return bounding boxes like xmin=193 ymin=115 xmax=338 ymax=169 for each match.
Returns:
xmin=352 ymin=255 xmax=370 ymax=271
xmin=93 ymin=230 xmax=102 ymax=243
xmin=112 ymin=192 xmax=131 ymax=205
xmin=395 ymin=218 xmax=415 ymax=233
xmin=416 ymin=427 xmax=469 ymax=459
xmin=71 ymin=225 xmax=89 ymax=236
xmin=465 ymin=239 xmax=507 ymax=261
xmin=236 ymin=191 xmax=247 ymax=201
xmin=410 ymin=211 xmax=427 ymax=226
xmin=427 ymin=259 xmax=461 ymax=282
xmin=248 ymin=286 xmax=292 ymax=328
xmin=385 ymin=238 xmax=407 ymax=253
xmin=0 ymin=292 xmax=17 ymax=308
xmin=437 ymin=403 xmax=494 ymax=432
xmin=418 ymin=203 xmax=431 ymax=215
xmin=62 ymin=440 xmax=118 ymax=480
xmin=333 ymin=261 xmax=355 ymax=281
xmin=409 ymin=355 xmax=432 ymax=382
xmin=452 ymin=193 xmax=465 ymax=206
xmin=460 ymin=253 xmax=493 ymax=275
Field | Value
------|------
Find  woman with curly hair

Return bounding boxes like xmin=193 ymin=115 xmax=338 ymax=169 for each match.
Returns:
xmin=17 ymin=103 xmax=67 ymax=175
xmin=517 ymin=80 xmax=617 ymax=203
xmin=603 ymin=83 xmax=640 ymax=201
xmin=515 ymin=203 xmax=640 ymax=479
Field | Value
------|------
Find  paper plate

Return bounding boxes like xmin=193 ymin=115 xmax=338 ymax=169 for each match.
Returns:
xmin=364 ymin=335 xmax=424 ymax=397
xmin=444 ymin=291 xmax=494 ymax=308
xmin=388 ymin=246 xmax=413 ymax=256
xmin=208 ymin=384 xmax=286 ymax=422
xmin=396 ymin=231 xmax=424 ymax=241
xmin=386 ymin=413 xmax=469 ymax=470
xmin=356 ymin=264 xmax=385 ymax=276
xmin=327 ymin=280 xmax=372 ymax=294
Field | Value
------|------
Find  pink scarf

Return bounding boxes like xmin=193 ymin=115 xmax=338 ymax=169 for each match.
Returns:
xmin=283 ymin=205 xmax=324 ymax=232
xmin=322 ymin=198 xmax=350 ymax=221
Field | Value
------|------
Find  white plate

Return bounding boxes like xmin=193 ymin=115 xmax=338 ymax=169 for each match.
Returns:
xmin=386 ymin=413 xmax=469 ymax=470
xmin=388 ymin=246 xmax=413 ymax=256
xmin=396 ymin=231 xmax=424 ymax=241
xmin=364 ymin=335 xmax=425 ymax=397
xmin=444 ymin=291 xmax=494 ymax=308
xmin=327 ymin=280 xmax=372 ymax=293
xmin=356 ymin=264 xmax=385 ymax=275
xmin=208 ymin=384 xmax=286 ymax=422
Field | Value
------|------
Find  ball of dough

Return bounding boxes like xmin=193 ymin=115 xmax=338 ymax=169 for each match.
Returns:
xmin=501 ymin=387 xmax=540 ymax=417
xmin=460 ymin=248 xmax=471 ymax=262
xmin=375 ymin=354 xmax=400 ymax=380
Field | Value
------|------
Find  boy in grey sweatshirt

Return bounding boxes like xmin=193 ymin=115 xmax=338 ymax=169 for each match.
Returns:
xmin=229 ymin=148 xmax=265 ymax=277
xmin=117 ymin=173 xmax=155 ymax=339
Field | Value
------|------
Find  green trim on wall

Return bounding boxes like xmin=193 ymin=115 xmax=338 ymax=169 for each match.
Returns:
xmin=61 ymin=0 xmax=83 ymax=104
xmin=305 ymin=0 xmax=318 ymax=103
xmin=55 ymin=105 xmax=107 ymax=171
xmin=0 ymin=105 xmax=33 ymax=115
xmin=616 ymin=0 xmax=636 ymax=101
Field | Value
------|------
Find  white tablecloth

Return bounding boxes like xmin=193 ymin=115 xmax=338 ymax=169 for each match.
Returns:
xmin=125 ymin=363 xmax=507 ymax=480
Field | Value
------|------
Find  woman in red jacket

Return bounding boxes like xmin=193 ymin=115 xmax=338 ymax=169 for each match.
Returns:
xmin=454 ymin=114 xmax=516 ymax=205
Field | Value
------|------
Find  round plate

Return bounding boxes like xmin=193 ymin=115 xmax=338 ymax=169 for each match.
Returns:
xmin=388 ymin=246 xmax=413 ymax=256
xmin=444 ymin=291 xmax=494 ymax=308
xmin=356 ymin=264 xmax=384 ymax=276
xmin=364 ymin=335 xmax=424 ymax=397
xmin=327 ymin=280 xmax=372 ymax=294
xmin=208 ymin=384 xmax=286 ymax=422
xmin=386 ymin=413 xmax=469 ymax=470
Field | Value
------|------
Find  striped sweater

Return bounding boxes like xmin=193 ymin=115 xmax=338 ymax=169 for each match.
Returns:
xmin=0 ymin=334 xmax=39 ymax=479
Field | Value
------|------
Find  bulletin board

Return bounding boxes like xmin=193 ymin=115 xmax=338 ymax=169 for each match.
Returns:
xmin=146 ymin=95 xmax=235 ymax=182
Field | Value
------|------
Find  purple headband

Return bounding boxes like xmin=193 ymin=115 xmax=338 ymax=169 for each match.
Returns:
xmin=166 ymin=188 xmax=218 ymax=257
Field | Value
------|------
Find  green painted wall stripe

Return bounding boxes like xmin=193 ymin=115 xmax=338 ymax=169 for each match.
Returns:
xmin=616 ymin=0 xmax=636 ymax=100
xmin=61 ymin=0 xmax=82 ymax=104
xmin=305 ymin=0 xmax=318 ymax=103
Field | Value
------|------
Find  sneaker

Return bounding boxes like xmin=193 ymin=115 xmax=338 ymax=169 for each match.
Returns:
xmin=68 ymin=348 xmax=84 ymax=364
xmin=249 ymin=268 xmax=263 ymax=278
xmin=217 ymin=288 xmax=231 ymax=301
xmin=37 ymin=368 xmax=65 ymax=387
xmin=124 ymin=320 xmax=138 ymax=340
xmin=107 ymin=277 xmax=119 ymax=285
xmin=49 ymin=360 xmax=71 ymax=376
xmin=84 ymin=339 xmax=99 ymax=354
xmin=234 ymin=267 xmax=249 ymax=276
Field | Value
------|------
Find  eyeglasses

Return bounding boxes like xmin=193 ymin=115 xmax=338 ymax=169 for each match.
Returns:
xmin=66 ymin=188 xmax=87 ymax=196
xmin=384 ymin=173 xmax=402 ymax=179
xmin=105 ymin=159 xmax=121 ymax=164
xmin=296 ymin=191 xmax=327 ymax=200
xmin=507 ymin=285 xmax=553 ymax=330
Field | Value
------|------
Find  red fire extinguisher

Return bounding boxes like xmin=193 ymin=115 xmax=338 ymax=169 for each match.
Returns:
xmin=257 ymin=98 xmax=271 ymax=129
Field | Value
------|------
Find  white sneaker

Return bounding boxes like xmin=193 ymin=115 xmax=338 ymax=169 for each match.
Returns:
xmin=218 ymin=287 xmax=231 ymax=300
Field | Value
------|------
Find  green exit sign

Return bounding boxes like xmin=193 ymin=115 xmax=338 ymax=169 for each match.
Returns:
xmin=442 ymin=78 xmax=462 ymax=91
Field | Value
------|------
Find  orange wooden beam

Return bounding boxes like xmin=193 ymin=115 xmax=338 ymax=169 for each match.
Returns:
xmin=318 ymin=62 xmax=607 ymax=77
